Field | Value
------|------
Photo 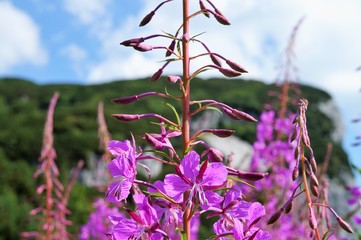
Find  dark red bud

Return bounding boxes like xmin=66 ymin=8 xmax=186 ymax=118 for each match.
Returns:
xmin=214 ymin=13 xmax=231 ymax=25
xmin=225 ymin=60 xmax=248 ymax=73
xmin=284 ymin=200 xmax=293 ymax=214
xmin=337 ymin=217 xmax=354 ymax=233
xmin=112 ymin=95 xmax=139 ymax=104
xmin=210 ymin=54 xmax=222 ymax=67
xmin=151 ymin=69 xmax=163 ymax=82
xmin=166 ymin=40 xmax=176 ymax=57
xmin=219 ymin=67 xmax=242 ymax=77
xmin=206 ymin=129 xmax=235 ymax=138
xmin=292 ymin=164 xmax=299 ymax=181
xmin=237 ymin=170 xmax=268 ymax=181
xmin=267 ymin=208 xmax=284 ymax=225
xmin=310 ymin=173 xmax=319 ymax=187
xmin=112 ymin=114 xmax=141 ymax=122
xmin=139 ymin=11 xmax=155 ymax=26
xmin=133 ymin=44 xmax=154 ymax=52
xmin=199 ymin=0 xmax=210 ymax=18
xmin=120 ymin=38 xmax=145 ymax=46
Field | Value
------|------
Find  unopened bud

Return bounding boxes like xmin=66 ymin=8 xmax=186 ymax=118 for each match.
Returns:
xmin=205 ymin=129 xmax=235 ymax=138
xmin=284 ymin=200 xmax=293 ymax=214
xmin=199 ymin=0 xmax=210 ymax=18
xmin=120 ymin=37 xmax=144 ymax=46
xmin=151 ymin=69 xmax=163 ymax=82
xmin=112 ymin=114 xmax=141 ymax=122
xmin=292 ymin=164 xmax=299 ymax=181
xmin=310 ymin=155 xmax=317 ymax=173
xmin=237 ymin=170 xmax=268 ymax=181
xmin=219 ymin=67 xmax=242 ymax=77
xmin=214 ymin=13 xmax=231 ymax=25
xmin=166 ymin=40 xmax=176 ymax=57
xmin=144 ymin=134 xmax=163 ymax=150
xmin=337 ymin=217 xmax=354 ymax=233
xmin=139 ymin=11 xmax=155 ymax=26
xmin=268 ymin=208 xmax=284 ymax=225
xmin=223 ymin=108 xmax=257 ymax=122
xmin=206 ymin=148 xmax=223 ymax=162
xmin=225 ymin=59 xmax=248 ymax=73
xmin=133 ymin=44 xmax=153 ymax=52
xmin=210 ymin=54 xmax=222 ymax=67
xmin=167 ymin=75 xmax=181 ymax=84
xmin=308 ymin=206 xmax=317 ymax=230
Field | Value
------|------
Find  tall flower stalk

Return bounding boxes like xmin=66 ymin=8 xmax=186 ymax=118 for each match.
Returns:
xmin=106 ymin=0 xmax=270 ymax=239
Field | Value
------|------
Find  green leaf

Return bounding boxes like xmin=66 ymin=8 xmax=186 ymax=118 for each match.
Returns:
xmin=164 ymin=102 xmax=181 ymax=126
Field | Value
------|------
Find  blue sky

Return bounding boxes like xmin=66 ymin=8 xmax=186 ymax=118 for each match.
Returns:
xmin=1 ymin=0 xmax=361 ymax=182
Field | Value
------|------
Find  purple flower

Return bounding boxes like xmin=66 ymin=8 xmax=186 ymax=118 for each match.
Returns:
xmin=106 ymin=140 xmax=138 ymax=203
xmin=109 ymin=194 xmax=164 ymax=239
xmin=163 ymin=151 xmax=227 ymax=206
xmin=79 ymin=198 xmax=122 ymax=240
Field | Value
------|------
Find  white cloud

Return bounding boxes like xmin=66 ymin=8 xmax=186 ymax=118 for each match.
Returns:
xmin=60 ymin=44 xmax=88 ymax=77
xmin=61 ymin=44 xmax=87 ymax=62
xmin=63 ymin=0 xmax=110 ymax=25
xmin=0 ymin=1 xmax=47 ymax=73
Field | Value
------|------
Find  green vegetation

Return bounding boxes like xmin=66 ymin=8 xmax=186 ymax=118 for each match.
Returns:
xmin=0 ymin=77 xmax=350 ymax=238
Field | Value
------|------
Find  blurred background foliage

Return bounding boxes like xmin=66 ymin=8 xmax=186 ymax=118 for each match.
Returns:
xmin=0 ymin=77 xmax=351 ymax=239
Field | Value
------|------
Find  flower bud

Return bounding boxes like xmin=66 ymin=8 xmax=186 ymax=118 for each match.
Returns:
xmin=199 ymin=0 xmax=210 ymax=18
xmin=214 ymin=13 xmax=231 ymax=25
xmin=225 ymin=59 xmax=248 ymax=73
xmin=219 ymin=67 xmax=242 ymax=77
xmin=166 ymin=40 xmax=176 ymax=57
xmin=308 ymin=206 xmax=317 ymax=230
xmin=204 ymin=129 xmax=235 ymax=138
xmin=167 ymin=75 xmax=181 ymax=84
xmin=223 ymin=108 xmax=257 ymax=122
xmin=267 ymin=207 xmax=284 ymax=225
xmin=139 ymin=11 xmax=155 ymax=26
xmin=151 ymin=68 xmax=163 ymax=82
xmin=120 ymin=37 xmax=145 ymax=46
xmin=144 ymin=133 xmax=163 ymax=150
xmin=284 ymin=199 xmax=293 ymax=214
xmin=292 ymin=164 xmax=299 ymax=181
xmin=112 ymin=114 xmax=141 ymax=122
xmin=237 ymin=170 xmax=268 ymax=181
xmin=133 ymin=44 xmax=154 ymax=52
xmin=205 ymin=148 xmax=223 ymax=162
xmin=336 ymin=217 xmax=354 ymax=233
xmin=210 ymin=54 xmax=222 ymax=67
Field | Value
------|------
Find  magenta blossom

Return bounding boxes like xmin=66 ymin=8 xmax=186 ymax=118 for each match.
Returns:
xmin=163 ymin=150 xmax=227 ymax=207
xmin=106 ymin=140 xmax=138 ymax=203
xmin=108 ymin=194 xmax=165 ymax=239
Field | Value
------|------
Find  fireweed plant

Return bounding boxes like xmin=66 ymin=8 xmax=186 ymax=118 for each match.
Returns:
xmin=21 ymin=93 xmax=84 ymax=240
xmin=101 ymin=1 xmax=354 ymax=240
